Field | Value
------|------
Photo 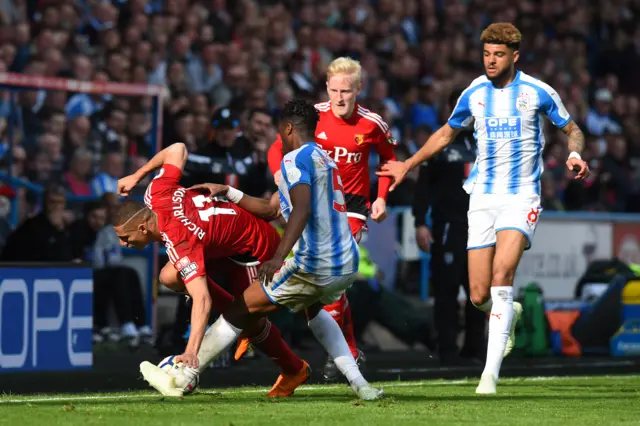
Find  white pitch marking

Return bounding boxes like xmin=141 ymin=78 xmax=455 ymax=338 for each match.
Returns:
xmin=1 ymin=375 xmax=638 ymax=404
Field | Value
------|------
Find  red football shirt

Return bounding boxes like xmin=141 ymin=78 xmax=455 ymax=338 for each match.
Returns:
xmin=144 ymin=164 xmax=280 ymax=284
xmin=268 ymin=102 xmax=396 ymax=219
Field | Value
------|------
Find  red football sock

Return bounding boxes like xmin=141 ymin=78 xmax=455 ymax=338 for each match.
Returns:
xmin=324 ymin=294 xmax=358 ymax=357
xmin=323 ymin=299 xmax=344 ymax=328
xmin=250 ymin=320 xmax=304 ymax=375
xmin=342 ymin=300 xmax=359 ymax=358
xmin=206 ymin=276 xmax=234 ymax=313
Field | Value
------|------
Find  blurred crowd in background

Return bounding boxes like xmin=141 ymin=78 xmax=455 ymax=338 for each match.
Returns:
xmin=0 ymin=0 xmax=639 ymax=222
xmin=0 ymin=0 xmax=638 ymax=351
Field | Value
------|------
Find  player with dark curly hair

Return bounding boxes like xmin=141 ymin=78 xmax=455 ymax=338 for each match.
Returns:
xmin=378 ymin=22 xmax=590 ymax=394
xmin=140 ymin=100 xmax=384 ymax=401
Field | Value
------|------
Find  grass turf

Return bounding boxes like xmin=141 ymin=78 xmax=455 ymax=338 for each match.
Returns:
xmin=1 ymin=375 xmax=639 ymax=425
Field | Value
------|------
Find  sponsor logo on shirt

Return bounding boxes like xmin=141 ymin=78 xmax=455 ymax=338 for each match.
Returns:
xmin=484 ymin=117 xmax=522 ymax=140
xmin=179 ymin=261 xmax=198 ymax=281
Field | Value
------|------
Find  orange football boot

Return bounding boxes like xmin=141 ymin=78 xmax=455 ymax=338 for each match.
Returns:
xmin=234 ymin=336 xmax=251 ymax=361
xmin=267 ymin=361 xmax=311 ymax=398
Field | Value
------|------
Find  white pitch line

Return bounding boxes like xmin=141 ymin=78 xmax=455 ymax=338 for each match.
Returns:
xmin=1 ymin=375 xmax=638 ymax=404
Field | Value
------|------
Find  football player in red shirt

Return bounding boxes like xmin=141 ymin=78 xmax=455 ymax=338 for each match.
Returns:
xmin=267 ymin=57 xmax=397 ymax=379
xmin=114 ymin=142 xmax=309 ymax=397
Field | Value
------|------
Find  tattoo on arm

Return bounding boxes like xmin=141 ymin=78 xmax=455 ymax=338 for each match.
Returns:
xmin=562 ymin=121 xmax=585 ymax=154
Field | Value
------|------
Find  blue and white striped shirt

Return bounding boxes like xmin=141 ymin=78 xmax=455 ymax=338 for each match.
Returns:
xmin=449 ymin=71 xmax=571 ymax=195
xmin=278 ymin=142 xmax=359 ymax=277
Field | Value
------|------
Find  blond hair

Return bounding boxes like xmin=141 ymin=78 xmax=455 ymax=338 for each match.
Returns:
xmin=480 ymin=23 xmax=522 ymax=49
xmin=326 ymin=57 xmax=362 ymax=85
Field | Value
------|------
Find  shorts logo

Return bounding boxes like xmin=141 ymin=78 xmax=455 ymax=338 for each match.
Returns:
xmin=527 ymin=207 xmax=540 ymax=226
xmin=516 ymin=93 xmax=530 ymax=112
xmin=354 ymin=134 xmax=365 ymax=146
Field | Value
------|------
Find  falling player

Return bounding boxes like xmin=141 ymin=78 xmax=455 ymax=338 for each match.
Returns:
xmin=114 ymin=142 xmax=309 ymax=397
xmin=377 ymin=23 xmax=589 ymax=394
xmin=268 ymin=57 xmax=397 ymax=379
xmin=143 ymin=100 xmax=384 ymax=400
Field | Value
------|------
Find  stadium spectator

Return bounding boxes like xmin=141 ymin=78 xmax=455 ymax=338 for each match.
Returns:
xmin=0 ymin=184 xmax=75 ymax=262
xmin=91 ymin=151 xmax=124 ymax=197
xmin=71 ymin=196 xmax=152 ymax=346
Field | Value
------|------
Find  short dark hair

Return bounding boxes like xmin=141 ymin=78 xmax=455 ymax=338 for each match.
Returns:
xmin=83 ymin=200 xmax=105 ymax=216
xmin=113 ymin=199 xmax=150 ymax=227
xmin=248 ymin=108 xmax=272 ymax=121
xmin=278 ymin=100 xmax=318 ymax=136
xmin=480 ymin=23 xmax=522 ymax=50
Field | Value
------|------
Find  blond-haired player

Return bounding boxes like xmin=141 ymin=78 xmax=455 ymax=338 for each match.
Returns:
xmin=378 ymin=23 xmax=589 ymax=394
xmin=267 ymin=56 xmax=397 ymax=380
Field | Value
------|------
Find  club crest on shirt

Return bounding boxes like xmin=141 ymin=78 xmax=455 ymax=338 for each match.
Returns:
xmin=516 ymin=93 xmax=530 ymax=112
xmin=354 ymin=134 xmax=365 ymax=146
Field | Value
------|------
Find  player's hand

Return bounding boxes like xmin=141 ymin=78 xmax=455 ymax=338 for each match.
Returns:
xmin=175 ymin=352 xmax=199 ymax=368
xmin=188 ymin=183 xmax=229 ymax=199
xmin=371 ymin=198 xmax=387 ymax=222
xmin=376 ymin=161 xmax=410 ymax=192
xmin=259 ymin=257 xmax=284 ymax=285
xmin=415 ymin=225 xmax=434 ymax=252
xmin=117 ymin=174 xmax=140 ymax=197
xmin=566 ymin=157 xmax=590 ymax=180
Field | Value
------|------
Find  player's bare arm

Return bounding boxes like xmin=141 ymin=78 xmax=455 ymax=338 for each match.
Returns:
xmin=259 ymin=184 xmax=310 ymax=283
xmin=376 ymin=124 xmax=461 ymax=191
xmin=561 ymin=120 xmax=589 ymax=180
xmin=118 ymin=143 xmax=189 ymax=196
xmin=176 ymin=275 xmax=212 ymax=368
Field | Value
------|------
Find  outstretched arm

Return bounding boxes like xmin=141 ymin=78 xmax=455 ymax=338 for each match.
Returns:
xmin=236 ymin=192 xmax=281 ymax=221
xmin=376 ymin=124 xmax=460 ymax=191
xmin=118 ymin=143 xmax=189 ymax=196
xmin=188 ymin=183 xmax=281 ymax=220
xmin=136 ymin=142 xmax=189 ymax=178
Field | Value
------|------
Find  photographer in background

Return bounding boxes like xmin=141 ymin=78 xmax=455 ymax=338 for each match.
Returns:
xmin=412 ymin=90 xmax=486 ymax=366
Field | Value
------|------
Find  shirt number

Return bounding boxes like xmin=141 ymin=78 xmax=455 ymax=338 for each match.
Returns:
xmin=331 ymin=168 xmax=347 ymax=213
xmin=192 ymin=195 xmax=237 ymax=221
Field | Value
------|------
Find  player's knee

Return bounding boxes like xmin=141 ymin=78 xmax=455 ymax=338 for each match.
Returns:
xmin=159 ymin=264 xmax=186 ymax=293
xmin=492 ymin=268 xmax=515 ymax=287
xmin=469 ymin=290 xmax=490 ymax=307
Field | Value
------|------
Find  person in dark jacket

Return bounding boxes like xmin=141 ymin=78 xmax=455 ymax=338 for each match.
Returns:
xmin=1 ymin=184 xmax=75 ymax=262
xmin=412 ymin=90 xmax=487 ymax=365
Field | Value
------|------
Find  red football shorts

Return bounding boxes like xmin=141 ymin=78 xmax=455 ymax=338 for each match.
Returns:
xmin=348 ymin=216 xmax=367 ymax=243
xmin=206 ymin=257 xmax=260 ymax=296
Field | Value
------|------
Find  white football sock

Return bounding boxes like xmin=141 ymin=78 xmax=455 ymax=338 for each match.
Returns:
xmin=472 ymin=297 xmax=493 ymax=313
xmin=193 ymin=315 xmax=242 ymax=375
xmin=482 ymin=286 xmax=514 ymax=380
xmin=308 ymin=309 xmax=367 ymax=388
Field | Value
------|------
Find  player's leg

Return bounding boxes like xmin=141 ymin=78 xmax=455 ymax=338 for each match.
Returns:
xmin=476 ymin=229 xmax=527 ymax=394
xmin=159 ymin=261 xmax=234 ymax=313
xmin=306 ymin=279 xmax=383 ymax=401
xmin=322 ymin=217 xmax=365 ymax=379
xmin=224 ymin=258 xmax=306 ymax=376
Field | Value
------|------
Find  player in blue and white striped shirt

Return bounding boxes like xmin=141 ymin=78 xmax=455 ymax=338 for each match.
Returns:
xmin=167 ymin=100 xmax=382 ymax=401
xmin=378 ymin=23 xmax=589 ymax=395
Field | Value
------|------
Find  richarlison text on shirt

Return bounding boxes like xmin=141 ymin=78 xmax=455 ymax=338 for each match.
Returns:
xmin=171 ymin=187 xmax=206 ymax=240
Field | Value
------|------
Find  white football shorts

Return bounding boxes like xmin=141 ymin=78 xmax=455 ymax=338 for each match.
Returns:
xmin=467 ymin=193 xmax=542 ymax=251
xmin=262 ymin=258 xmax=356 ymax=313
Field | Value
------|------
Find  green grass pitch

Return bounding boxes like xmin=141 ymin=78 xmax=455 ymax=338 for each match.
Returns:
xmin=1 ymin=375 xmax=639 ymax=425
